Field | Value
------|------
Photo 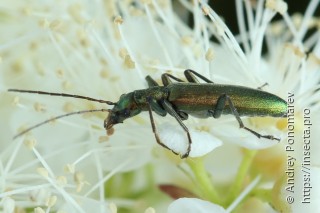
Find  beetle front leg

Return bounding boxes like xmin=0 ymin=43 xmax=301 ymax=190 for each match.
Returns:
xmin=212 ymin=94 xmax=280 ymax=141
xmin=146 ymin=97 xmax=179 ymax=156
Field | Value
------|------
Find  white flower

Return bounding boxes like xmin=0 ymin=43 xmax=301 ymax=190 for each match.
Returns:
xmin=1 ymin=0 xmax=319 ymax=212
xmin=159 ymin=122 xmax=222 ymax=157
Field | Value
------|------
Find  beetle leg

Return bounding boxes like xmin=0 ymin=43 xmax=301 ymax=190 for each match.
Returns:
xmin=144 ymin=77 xmax=168 ymax=116
xmin=161 ymin=73 xmax=185 ymax=86
xmin=211 ymin=94 xmax=226 ymax=118
xmin=184 ymin=69 xmax=214 ymax=83
xmin=177 ymin=111 xmax=188 ymax=120
xmin=145 ymin=75 xmax=159 ymax=87
xmin=162 ymin=100 xmax=192 ymax=158
xmin=257 ymin=82 xmax=268 ymax=90
xmin=212 ymin=94 xmax=280 ymax=141
xmin=146 ymin=97 xmax=179 ymax=155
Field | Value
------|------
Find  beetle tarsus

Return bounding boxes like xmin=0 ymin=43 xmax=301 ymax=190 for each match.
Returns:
xmin=243 ymin=127 xmax=280 ymax=141
xmin=181 ymin=146 xmax=191 ymax=159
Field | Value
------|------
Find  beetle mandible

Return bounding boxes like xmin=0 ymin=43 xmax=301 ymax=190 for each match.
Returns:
xmin=8 ymin=70 xmax=287 ymax=158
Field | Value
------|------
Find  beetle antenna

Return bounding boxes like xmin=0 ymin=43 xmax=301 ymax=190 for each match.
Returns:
xmin=13 ymin=109 xmax=111 ymax=140
xmin=8 ymin=89 xmax=116 ymax=105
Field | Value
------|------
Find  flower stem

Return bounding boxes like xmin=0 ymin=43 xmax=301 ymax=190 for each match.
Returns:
xmin=225 ymin=149 xmax=257 ymax=205
xmin=251 ymin=188 xmax=272 ymax=202
xmin=187 ymin=157 xmax=220 ymax=203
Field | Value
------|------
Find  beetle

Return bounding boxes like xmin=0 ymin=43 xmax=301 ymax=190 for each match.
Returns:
xmin=8 ymin=70 xmax=287 ymax=158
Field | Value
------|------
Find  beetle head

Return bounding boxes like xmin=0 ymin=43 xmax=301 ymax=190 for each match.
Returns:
xmin=104 ymin=92 xmax=141 ymax=130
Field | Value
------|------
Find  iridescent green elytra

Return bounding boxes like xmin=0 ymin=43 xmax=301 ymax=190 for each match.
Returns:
xmin=8 ymin=70 xmax=287 ymax=158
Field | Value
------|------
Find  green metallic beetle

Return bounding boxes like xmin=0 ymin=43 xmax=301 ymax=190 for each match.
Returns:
xmin=8 ymin=70 xmax=287 ymax=158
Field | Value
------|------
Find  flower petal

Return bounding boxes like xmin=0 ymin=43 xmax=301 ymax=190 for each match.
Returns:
xmin=159 ymin=123 xmax=222 ymax=157
xmin=167 ymin=198 xmax=227 ymax=213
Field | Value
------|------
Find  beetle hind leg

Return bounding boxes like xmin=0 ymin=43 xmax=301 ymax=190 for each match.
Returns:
xmin=242 ymin=126 xmax=278 ymax=141
xmin=212 ymin=94 xmax=280 ymax=141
